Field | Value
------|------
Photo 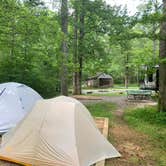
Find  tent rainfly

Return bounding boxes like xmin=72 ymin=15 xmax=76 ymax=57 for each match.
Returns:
xmin=0 ymin=96 xmax=120 ymax=166
xmin=0 ymin=82 xmax=43 ymax=134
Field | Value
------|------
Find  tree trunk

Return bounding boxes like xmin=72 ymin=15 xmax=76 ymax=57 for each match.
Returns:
xmin=60 ymin=0 xmax=68 ymax=96
xmin=125 ymin=71 xmax=129 ymax=89
xmin=77 ymin=0 xmax=85 ymax=95
xmin=158 ymin=0 xmax=166 ymax=112
xmin=153 ymin=0 xmax=159 ymax=64
xmin=125 ymin=53 xmax=129 ymax=89
xmin=73 ymin=2 xmax=79 ymax=95
xmin=73 ymin=0 xmax=85 ymax=95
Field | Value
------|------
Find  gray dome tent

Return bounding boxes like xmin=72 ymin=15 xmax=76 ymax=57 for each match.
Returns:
xmin=0 ymin=82 xmax=43 ymax=134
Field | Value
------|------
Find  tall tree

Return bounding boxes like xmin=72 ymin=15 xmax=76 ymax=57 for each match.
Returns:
xmin=60 ymin=0 xmax=68 ymax=95
xmin=72 ymin=0 xmax=85 ymax=95
xmin=159 ymin=0 xmax=166 ymax=112
xmin=73 ymin=0 xmax=79 ymax=94
xmin=77 ymin=0 xmax=85 ymax=94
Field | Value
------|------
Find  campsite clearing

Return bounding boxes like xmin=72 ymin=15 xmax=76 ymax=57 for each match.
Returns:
xmin=0 ymin=96 xmax=165 ymax=166
xmin=85 ymin=96 xmax=166 ymax=166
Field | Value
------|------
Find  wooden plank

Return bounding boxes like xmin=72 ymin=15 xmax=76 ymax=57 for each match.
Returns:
xmin=94 ymin=117 xmax=109 ymax=166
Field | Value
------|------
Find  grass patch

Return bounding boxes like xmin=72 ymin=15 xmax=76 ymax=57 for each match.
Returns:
xmin=124 ymin=106 xmax=166 ymax=165
xmin=86 ymin=102 xmax=117 ymax=146
xmin=113 ymin=84 xmax=139 ymax=89
xmin=90 ymin=92 xmax=126 ymax=97
xmin=86 ymin=102 xmax=117 ymax=119
xmin=124 ymin=106 xmax=166 ymax=147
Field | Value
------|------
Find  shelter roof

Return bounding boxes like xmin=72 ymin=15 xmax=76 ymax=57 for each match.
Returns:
xmin=87 ymin=73 xmax=113 ymax=80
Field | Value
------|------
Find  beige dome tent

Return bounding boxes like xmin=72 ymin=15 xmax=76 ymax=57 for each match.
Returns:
xmin=0 ymin=96 xmax=120 ymax=166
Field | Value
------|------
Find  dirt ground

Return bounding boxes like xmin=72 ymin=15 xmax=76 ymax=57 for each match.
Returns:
xmin=99 ymin=96 xmax=157 ymax=166
xmin=70 ymin=96 xmax=158 ymax=166
xmin=0 ymin=96 xmax=157 ymax=166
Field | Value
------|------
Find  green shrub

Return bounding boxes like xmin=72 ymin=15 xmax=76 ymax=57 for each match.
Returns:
xmin=125 ymin=107 xmax=166 ymax=126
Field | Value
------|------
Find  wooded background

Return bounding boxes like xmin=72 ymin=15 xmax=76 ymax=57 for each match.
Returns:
xmin=0 ymin=0 xmax=165 ymax=111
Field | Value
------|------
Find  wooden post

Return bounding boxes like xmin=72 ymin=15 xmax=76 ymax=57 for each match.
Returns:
xmin=95 ymin=118 xmax=109 ymax=166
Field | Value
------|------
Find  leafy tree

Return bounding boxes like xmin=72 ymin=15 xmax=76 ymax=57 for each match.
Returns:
xmin=71 ymin=0 xmax=134 ymax=92
xmin=0 ymin=0 xmax=164 ymax=101
xmin=0 ymin=0 xmax=61 ymax=97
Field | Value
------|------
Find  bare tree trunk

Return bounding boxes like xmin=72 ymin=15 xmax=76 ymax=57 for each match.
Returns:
xmin=73 ymin=0 xmax=85 ymax=95
xmin=125 ymin=70 xmax=129 ymax=89
xmin=73 ymin=2 xmax=79 ymax=95
xmin=158 ymin=0 xmax=166 ymax=112
xmin=125 ymin=53 xmax=129 ymax=89
xmin=77 ymin=0 xmax=85 ymax=95
xmin=60 ymin=0 xmax=68 ymax=96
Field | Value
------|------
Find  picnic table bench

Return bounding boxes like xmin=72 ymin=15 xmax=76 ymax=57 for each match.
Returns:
xmin=127 ymin=90 xmax=152 ymax=100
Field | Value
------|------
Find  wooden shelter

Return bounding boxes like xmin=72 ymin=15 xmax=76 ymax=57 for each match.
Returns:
xmin=86 ymin=73 xmax=113 ymax=88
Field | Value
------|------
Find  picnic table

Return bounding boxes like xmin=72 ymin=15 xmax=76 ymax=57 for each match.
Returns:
xmin=127 ymin=90 xmax=152 ymax=100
